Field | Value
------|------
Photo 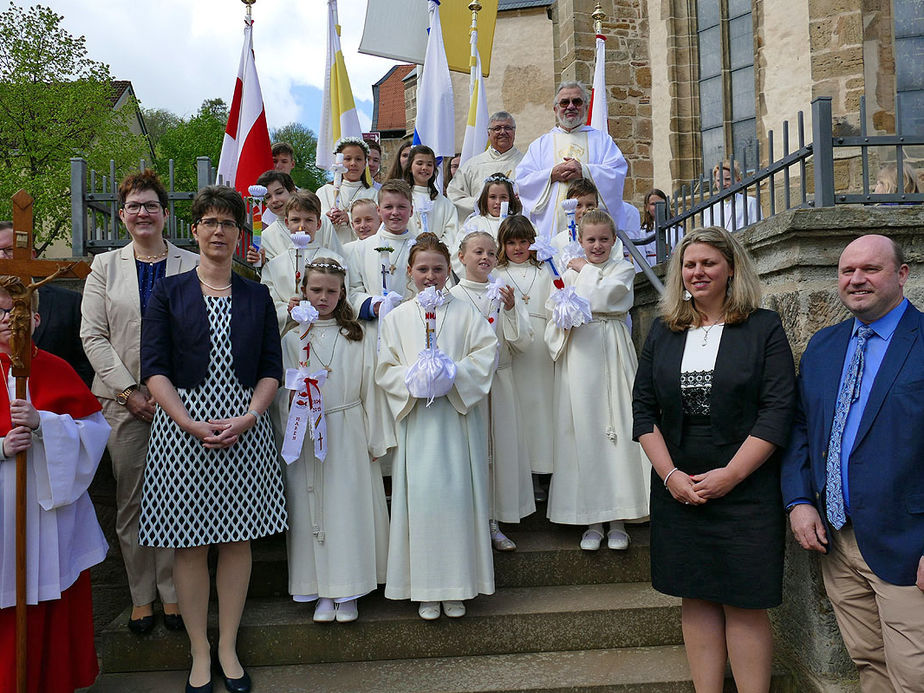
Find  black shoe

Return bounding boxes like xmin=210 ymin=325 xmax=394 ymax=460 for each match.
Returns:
xmin=186 ymin=678 xmax=213 ymax=693
xmin=163 ymin=612 xmax=185 ymax=631
xmin=220 ymin=667 xmax=252 ymax=693
xmin=127 ymin=613 xmax=155 ymax=635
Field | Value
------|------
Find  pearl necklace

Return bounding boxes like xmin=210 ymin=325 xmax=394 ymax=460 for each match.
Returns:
xmin=197 ymin=270 xmax=232 ymax=292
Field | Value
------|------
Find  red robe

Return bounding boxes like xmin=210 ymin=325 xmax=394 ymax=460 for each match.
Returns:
xmin=0 ymin=347 xmax=103 ymax=693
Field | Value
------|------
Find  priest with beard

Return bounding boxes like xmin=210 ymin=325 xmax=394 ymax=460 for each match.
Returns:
xmin=516 ymin=82 xmax=628 ymax=239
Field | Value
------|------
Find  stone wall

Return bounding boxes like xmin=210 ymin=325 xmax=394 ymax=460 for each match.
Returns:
xmin=631 ymin=204 xmax=924 ymax=691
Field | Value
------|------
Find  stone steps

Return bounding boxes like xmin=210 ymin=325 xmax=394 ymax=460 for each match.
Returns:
xmin=245 ymin=524 xmax=651 ymax=598
xmin=88 ymin=646 xmax=794 ymax=692
xmin=97 ymin=581 xmax=682 ymax=673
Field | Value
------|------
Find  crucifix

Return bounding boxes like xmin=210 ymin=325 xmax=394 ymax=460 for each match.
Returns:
xmin=0 ymin=190 xmax=90 ymax=693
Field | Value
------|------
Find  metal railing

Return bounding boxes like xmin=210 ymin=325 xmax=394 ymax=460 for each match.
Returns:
xmin=646 ymin=96 xmax=924 ymax=268
xmin=70 ymin=156 xmax=252 ymax=263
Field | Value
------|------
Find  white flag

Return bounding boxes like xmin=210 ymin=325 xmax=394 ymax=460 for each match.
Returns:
xmin=587 ymin=35 xmax=608 ymax=132
xmin=413 ymin=1 xmax=455 ymax=162
xmin=460 ymin=24 xmax=489 ymax=165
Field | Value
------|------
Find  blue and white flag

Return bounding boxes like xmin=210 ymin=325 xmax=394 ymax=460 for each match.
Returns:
xmin=413 ymin=0 xmax=455 ymax=169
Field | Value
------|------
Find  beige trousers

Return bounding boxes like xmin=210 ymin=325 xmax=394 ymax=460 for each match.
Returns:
xmin=102 ymin=399 xmax=176 ymax=606
xmin=822 ymin=525 xmax=924 ymax=693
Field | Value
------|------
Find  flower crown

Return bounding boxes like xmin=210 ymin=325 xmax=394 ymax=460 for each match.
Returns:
xmin=306 ymin=260 xmax=348 ymax=274
xmin=483 ymin=173 xmax=514 ymax=185
xmin=334 ymin=136 xmax=370 ymax=155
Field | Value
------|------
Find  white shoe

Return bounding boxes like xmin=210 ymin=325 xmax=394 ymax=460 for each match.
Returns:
xmin=418 ymin=601 xmax=441 ymax=620
xmin=580 ymin=527 xmax=604 ymax=551
xmin=313 ymin=598 xmax=336 ymax=623
xmin=442 ymin=600 xmax=466 ymax=618
xmin=335 ymin=599 xmax=358 ymax=623
xmin=607 ymin=529 xmax=630 ymax=550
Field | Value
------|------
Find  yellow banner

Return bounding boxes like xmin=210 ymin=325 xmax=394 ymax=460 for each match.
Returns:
xmin=440 ymin=0 xmax=498 ymax=77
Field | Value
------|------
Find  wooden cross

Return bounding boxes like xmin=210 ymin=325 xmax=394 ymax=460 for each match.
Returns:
xmin=0 ymin=190 xmax=90 ymax=693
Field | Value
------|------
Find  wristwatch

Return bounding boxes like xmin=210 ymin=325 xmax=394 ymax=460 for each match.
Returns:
xmin=116 ymin=385 xmax=138 ymax=405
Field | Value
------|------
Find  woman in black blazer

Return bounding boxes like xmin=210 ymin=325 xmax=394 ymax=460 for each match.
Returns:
xmin=139 ymin=186 xmax=285 ymax=693
xmin=632 ymin=227 xmax=795 ymax=693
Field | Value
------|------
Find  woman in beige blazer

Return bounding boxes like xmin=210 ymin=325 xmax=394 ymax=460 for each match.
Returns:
xmin=80 ymin=169 xmax=199 ymax=634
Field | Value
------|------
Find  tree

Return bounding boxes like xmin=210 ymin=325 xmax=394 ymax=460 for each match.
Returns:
xmin=0 ymin=3 xmax=148 ymax=246
xmin=152 ymin=99 xmax=228 ymax=193
xmin=142 ymin=107 xmax=181 ymax=152
xmin=270 ymin=122 xmax=329 ymax=191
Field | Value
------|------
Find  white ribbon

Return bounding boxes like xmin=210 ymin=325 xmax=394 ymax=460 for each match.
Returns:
xmin=407 ymin=287 xmax=455 ymax=404
xmin=417 ymin=198 xmax=434 ymax=235
xmin=529 ymin=236 xmax=557 ymax=262
xmin=282 ymin=367 xmax=329 ymax=463
xmin=550 ymin=285 xmax=593 ymax=329
xmin=559 ymin=240 xmax=586 ymax=266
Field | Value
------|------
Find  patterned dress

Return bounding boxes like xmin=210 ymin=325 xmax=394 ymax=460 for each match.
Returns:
xmin=139 ymin=296 xmax=287 ymax=548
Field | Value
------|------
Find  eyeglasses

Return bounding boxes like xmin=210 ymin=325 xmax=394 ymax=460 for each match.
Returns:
xmin=0 ymin=247 xmax=13 ymax=259
xmin=123 ymin=201 xmax=164 ymax=215
xmin=196 ymin=218 xmax=241 ymax=231
xmin=488 ymin=125 xmax=515 ymax=133
xmin=0 ymin=306 xmax=11 ymax=317
xmin=557 ymin=98 xmax=584 ymax=108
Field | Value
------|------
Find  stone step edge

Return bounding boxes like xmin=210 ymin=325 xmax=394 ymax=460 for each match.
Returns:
xmin=88 ymin=645 xmax=793 ymax=693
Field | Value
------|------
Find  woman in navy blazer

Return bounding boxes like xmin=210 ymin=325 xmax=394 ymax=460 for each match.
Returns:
xmin=139 ymin=186 xmax=285 ymax=693
xmin=632 ymin=227 xmax=795 ymax=693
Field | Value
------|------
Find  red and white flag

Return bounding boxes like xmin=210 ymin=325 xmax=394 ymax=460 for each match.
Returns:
xmin=217 ymin=17 xmax=273 ymax=197
xmin=586 ymin=33 xmax=608 ymax=132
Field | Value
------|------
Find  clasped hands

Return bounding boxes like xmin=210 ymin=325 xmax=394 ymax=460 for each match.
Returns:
xmin=3 ymin=398 xmax=40 ymax=457
xmin=184 ymin=415 xmax=255 ymax=450
xmin=550 ymin=157 xmax=582 ymax=183
xmin=664 ymin=466 xmax=741 ymax=506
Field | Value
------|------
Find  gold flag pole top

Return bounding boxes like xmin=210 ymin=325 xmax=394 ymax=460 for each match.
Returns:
xmin=469 ymin=2 xmax=482 ymax=67
xmin=593 ymin=2 xmax=605 ymax=35
xmin=242 ymin=0 xmax=255 ymax=20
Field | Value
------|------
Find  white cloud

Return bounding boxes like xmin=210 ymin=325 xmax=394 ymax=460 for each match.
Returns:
xmin=39 ymin=0 xmax=400 ymax=129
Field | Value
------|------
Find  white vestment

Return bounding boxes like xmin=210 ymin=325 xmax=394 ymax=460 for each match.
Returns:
xmin=701 ymin=193 xmax=763 ymax=232
xmin=281 ymin=323 xmax=390 ymax=600
xmin=347 ymin=229 xmax=418 ymax=314
xmin=447 ymin=147 xmax=524 ymax=220
xmin=516 ymin=126 xmax=627 ymax=239
xmin=493 ymin=262 xmax=556 ymax=474
xmin=261 ymin=245 xmax=347 ymax=332
xmin=261 ymin=218 xmax=344 ymax=264
xmin=376 ymin=295 xmax=497 ymax=601
xmin=0 ymin=392 xmax=110 ymax=608
xmin=408 ymin=187 xmax=459 ymax=249
xmin=544 ymin=259 xmax=651 ymax=524
xmin=317 ymin=181 xmax=379 ymax=247
xmin=450 ymin=279 xmax=535 ymax=523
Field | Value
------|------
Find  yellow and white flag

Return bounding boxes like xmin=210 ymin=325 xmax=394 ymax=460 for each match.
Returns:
xmin=460 ymin=22 xmax=489 ymax=165
xmin=317 ymin=0 xmax=362 ymax=170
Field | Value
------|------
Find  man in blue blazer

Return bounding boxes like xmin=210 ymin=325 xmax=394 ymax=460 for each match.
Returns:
xmin=781 ymin=234 xmax=924 ymax=692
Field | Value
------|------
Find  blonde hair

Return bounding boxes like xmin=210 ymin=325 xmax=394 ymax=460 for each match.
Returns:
xmin=458 ymin=230 xmax=496 ymax=255
xmin=660 ymin=226 xmax=761 ymax=331
xmin=712 ymin=159 xmax=742 ymax=190
xmin=875 ymin=163 xmax=921 ymax=194
xmin=578 ymin=209 xmax=616 ymax=239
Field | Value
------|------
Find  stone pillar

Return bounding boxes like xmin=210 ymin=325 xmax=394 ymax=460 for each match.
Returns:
xmin=631 ymin=205 xmax=924 ymax=692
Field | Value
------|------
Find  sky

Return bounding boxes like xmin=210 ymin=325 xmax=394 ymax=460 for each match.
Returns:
xmin=41 ymin=0 xmax=403 ymax=134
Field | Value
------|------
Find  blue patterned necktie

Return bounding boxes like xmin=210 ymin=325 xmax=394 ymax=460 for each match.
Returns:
xmin=826 ymin=324 xmax=874 ymax=529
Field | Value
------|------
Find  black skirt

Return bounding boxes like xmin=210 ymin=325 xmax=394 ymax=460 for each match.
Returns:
xmin=650 ymin=419 xmax=784 ymax=609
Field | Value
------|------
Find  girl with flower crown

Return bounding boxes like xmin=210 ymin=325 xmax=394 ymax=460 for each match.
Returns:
xmin=316 ymin=137 xmax=377 ymax=246
xmin=280 ymin=258 xmax=391 ymax=624
xmin=375 ymin=232 xmax=498 ymax=621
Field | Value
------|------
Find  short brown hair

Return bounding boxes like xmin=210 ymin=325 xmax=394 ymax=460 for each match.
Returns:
xmin=284 ymin=190 xmax=322 ymax=218
xmin=378 ymin=179 xmax=414 ymax=205
xmin=191 ymin=186 xmax=246 ymax=228
xmin=272 ymin=142 xmax=295 ymax=158
xmin=497 ymin=216 xmax=542 ymax=267
xmin=119 ymin=169 xmax=168 ymax=207
xmin=566 ymin=178 xmax=598 ymax=202
xmin=256 ymin=170 xmax=296 ymax=192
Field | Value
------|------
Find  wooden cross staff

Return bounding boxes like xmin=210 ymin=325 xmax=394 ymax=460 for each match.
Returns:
xmin=0 ymin=190 xmax=90 ymax=693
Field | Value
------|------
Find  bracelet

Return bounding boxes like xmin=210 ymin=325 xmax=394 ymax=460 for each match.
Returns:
xmin=247 ymin=409 xmax=260 ymax=421
xmin=663 ymin=467 xmax=680 ymax=487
